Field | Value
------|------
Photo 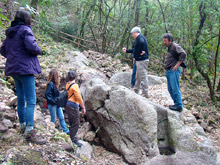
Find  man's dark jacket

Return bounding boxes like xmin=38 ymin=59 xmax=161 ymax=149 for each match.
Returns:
xmin=126 ymin=33 xmax=149 ymax=61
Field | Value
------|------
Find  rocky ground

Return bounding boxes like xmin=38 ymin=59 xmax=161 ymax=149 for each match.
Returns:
xmin=0 ymin=35 xmax=219 ymax=163
xmin=0 ymin=49 xmax=129 ymax=164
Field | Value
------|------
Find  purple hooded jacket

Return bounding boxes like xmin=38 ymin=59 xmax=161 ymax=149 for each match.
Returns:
xmin=0 ymin=24 xmax=42 ymax=76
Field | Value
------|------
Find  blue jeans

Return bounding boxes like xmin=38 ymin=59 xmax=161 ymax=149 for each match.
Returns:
xmin=48 ymin=104 xmax=69 ymax=133
xmin=166 ymin=67 xmax=183 ymax=108
xmin=131 ymin=61 xmax=137 ymax=87
xmin=12 ymin=75 xmax=36 ymax=132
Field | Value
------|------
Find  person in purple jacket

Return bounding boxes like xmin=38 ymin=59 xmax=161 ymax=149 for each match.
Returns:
xmin=0 ymin=10 xmax=46 ymax=144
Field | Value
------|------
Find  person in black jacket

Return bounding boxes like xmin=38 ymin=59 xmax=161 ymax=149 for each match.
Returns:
xmin=45 ymin=69 xmax=69 ymax=134
xmin=122 ymin=27 xmax=150 ymax=98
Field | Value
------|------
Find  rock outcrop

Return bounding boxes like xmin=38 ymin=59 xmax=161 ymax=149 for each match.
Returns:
xmin=109 ymin=71 xmax=167 ymax=88
xmin=84 ymin=78 xmax=220 ymax=165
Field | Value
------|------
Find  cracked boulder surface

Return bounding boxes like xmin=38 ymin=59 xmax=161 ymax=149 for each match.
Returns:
xmin=84 ymin=78 xmax=220 ymax=165
xmin=84 ymin=78 xmax=160 ymax=164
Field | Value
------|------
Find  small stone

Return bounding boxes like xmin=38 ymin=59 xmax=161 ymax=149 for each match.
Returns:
xmin=7 ymin=96 xmax=17 ymax=107
xmin=4 ymin=111 xmax=17 ymax=121
xmin=106 ymin=72 xmax=112 ymax=78
xmin=76 ymin=140 xmax=93 ymax=160
xmin=62 ymin=142 xmax=74 ymax=152
xmin=0 ymin=104 xmax=11 ymax=112
xmin=84 ymin=131 xmax=96 ymax=142
xmin=206 ymin=126 xmax=213 ymax=132
xmin=200 ymin=121 xmax=208 ymax=129
xmin=0 ymin=121 xmax=8 ymax=133
xmin=2 ymin=119 xmax=13 ymax=129
xmin=192 ymin=111 xmax=200 ymax=117
xmin=183 ymin=100 xmax=188 ymax=104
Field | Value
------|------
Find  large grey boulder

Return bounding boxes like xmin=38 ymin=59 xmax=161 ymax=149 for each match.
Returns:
xmin=84 ymin=78 xmax=220 ymax=165
xmin=84 ymin=78 xmax=159 ymax=164
xmin=109 ymin=71 xmax=166 ymax=88
xmin=147 ymin=101 xmax=220 ymax=165
xmin=65 ymin=51 xmax=90 ymax=70
xmin=80 ymin=69 xmax=108 ymax=97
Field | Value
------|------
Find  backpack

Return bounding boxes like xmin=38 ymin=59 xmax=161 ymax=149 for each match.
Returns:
xmin=56 ymin=83 xmax=75 ymax=107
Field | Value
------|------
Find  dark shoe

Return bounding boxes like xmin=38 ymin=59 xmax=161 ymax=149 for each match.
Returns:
xmin=169 ymin=106 xmax=182 ymax=112
xmin=25 ymin=130 xmax=47 ymax=145
xmin=19 ymin=123 xmax=26 ymax=134
xmin=73 ymin=141 xmax=83 ymax=147
xmin=169 ymin=105 xmax=175 ymax=109
xmin=19 ymin=128 xmax=25 ymax=134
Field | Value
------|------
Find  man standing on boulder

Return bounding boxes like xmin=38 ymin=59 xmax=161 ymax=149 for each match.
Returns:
xmin=122 ymin=27 xmax=150 ymax=98
xmin=163 ymin=33 xmax=186 ymax=112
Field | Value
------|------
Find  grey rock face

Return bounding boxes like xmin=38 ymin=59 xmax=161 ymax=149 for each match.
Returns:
xmin=109 ymin=71 xmax=166 ymax=88
xmin=85 ymin=78 xmax=159 ymax=164
xmin=84 ymin=78 xmax=220 ymax=165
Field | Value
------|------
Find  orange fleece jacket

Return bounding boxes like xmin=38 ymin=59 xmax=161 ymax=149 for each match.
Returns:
xmin=66 ymin=82 xmax=83 ymax=105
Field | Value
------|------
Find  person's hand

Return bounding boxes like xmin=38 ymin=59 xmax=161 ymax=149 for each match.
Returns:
xmin=140 ymin=51 xmax=145 ymax=55
xmin=172 ymin=64 xmax=179 ymax=71
xmin=82 ymin=108 xmax=86 ymax=116
xmin=172 ymin=61 xmax=182 ymax=71
xmin=133 ymin=58 xmax=135 ymax=64
xmin=122 ymin=47 xmax=126 ymax=53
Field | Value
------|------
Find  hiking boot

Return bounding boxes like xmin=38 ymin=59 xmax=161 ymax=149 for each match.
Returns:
xmin=73 ymin=141 xmax=83 ymax=147
xmin=19 ymin=123 xmax=26 ymax=134
xmin=144 ymin=94 xmax=149 ymax=98
xmin=25 ymin=130 xmax=47 ymax=145
xmin=169 ymin=105 xmax=175 ymax=109
xmin=169 ymin=106 xmax=182 ymax=112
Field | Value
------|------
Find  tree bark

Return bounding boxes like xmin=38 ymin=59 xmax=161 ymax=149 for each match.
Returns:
xmin=217 ymin=79 xmax=220 ymax=92
xmin=157 ymin=0 xmax=168 ymax=33
xmin=192 ymin=1 xmax=215 ymax=101
xmin=6 ymin=0 xmax=14 ymax=20
xmin=31 ymin=0 xmax=38 ymax=10
xmin=134 ymin=0 xmax=140 ymax=26
xmin=212 ymin=28 xmax=220 ymax=92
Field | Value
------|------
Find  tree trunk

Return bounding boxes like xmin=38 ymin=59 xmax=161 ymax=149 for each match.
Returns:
xmin=157 ymin=0 xmax=168 ymax=33
xmin=80 ymin=0 xmax=96 ymax=38
xmin=31 ymin=0 xmax=38 ymax=10
xmin=217 ymin=79 xmax=220 ymax=92
xmin=192 ymin=1 xmax=216 ymax=101
xmin=134 ymin=0 xmax=140 ymax=26
xmin=6 ymin=0 xmax=14 ymax=20
xmin=212 ymin=27 xmax=220 ymax=92
xmin=144 ymin=1 xmax=149 ymax=36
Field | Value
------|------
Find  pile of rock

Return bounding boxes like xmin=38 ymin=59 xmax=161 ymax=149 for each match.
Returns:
xmin=83 ymin=50 xmax=130 ymax=78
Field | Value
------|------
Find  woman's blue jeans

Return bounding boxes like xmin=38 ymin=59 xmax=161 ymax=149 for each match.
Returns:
xmin=166 ymin=67 xmax=183 ymax=108
xmin=48 ymin=104 xmax=69 ymax=133
xmin=12 ymin=75 xmax=36 ymax=132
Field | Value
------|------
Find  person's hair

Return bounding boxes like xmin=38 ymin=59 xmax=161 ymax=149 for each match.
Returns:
xmin=67 ymin=70 xmax=77 ymax=81
xmin=163 ymin=33 xmax=173 ymax=42
xmin=45 ymin=69 xmax=59 ymax=90
xmin=131 ymin=26 xmax=141 ymax=33
xmin=14 ymin=10 xmax=32 ymax=25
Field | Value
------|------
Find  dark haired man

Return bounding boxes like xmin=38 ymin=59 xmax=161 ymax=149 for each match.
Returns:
xmin=163 ymin=33 xmax=186 ymax=112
